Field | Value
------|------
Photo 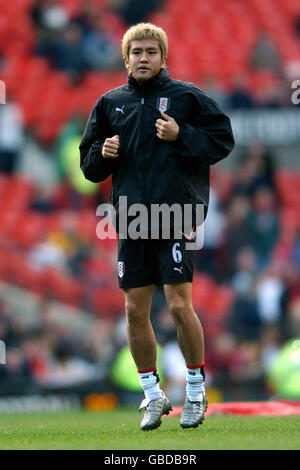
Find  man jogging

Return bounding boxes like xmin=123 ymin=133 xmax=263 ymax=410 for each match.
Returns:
xmin=80 ymin=23 xmax=234 ymax=431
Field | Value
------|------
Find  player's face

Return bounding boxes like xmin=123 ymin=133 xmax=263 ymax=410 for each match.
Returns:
xmin=125 ymin=39 xmax=165 ymax=82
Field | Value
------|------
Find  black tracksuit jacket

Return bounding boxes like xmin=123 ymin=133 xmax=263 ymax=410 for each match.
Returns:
xmin=79 ymin=69 xmax=234 ymax=232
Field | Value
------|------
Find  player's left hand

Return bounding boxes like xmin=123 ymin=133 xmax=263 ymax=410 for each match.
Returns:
xmin=155 ymin=112 xmax=179 ymax=142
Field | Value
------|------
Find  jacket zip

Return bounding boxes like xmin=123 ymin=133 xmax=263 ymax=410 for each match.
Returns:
xmin=136 ymin=93 xmax=145 ymax=201
xmin=111 ymin=94 xmax=144 ymax=206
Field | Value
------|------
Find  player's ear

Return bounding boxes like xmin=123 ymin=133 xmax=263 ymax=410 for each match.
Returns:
xmin=124 ymin=58 xmax=130 ymax=72
xmin=160 ymin=57 xmax=167 ymax=69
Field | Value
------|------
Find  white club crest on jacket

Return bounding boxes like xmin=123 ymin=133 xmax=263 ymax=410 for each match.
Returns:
xmin=157 ymin=97 xmax=170 ymax=113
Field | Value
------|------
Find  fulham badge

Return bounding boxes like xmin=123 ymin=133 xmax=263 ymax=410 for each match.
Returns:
xmin=118 ymin=261 xmax=125 ymax=278
xmin=157 ymin=97 xmax=170 ymax=113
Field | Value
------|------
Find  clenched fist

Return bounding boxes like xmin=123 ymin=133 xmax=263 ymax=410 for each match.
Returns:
xmin=102 ymin=135 xmax=120 ymax=158
xmin=155 ymin=112 xmax=179 ymax=142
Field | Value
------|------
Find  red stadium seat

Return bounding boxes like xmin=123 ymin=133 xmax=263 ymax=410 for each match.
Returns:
xmin=0 ymin=250 xmax=11 ymax=280
xmin=8 ymin=213 xmax=45 ymax=248
xmin=7 ymin=254 xmax=44 ymax=293
xmin=91 ymin=287 xmax=124 ymax=319
xmin=275 ymin=171 xmax=300 ymax=209
xmin=0 ymin=210 xmax=20 ymax=238
xmin=41 ymin=268 xmax=83 ymax=307
xmin=3 ymin=175 xmax=34 ymax=212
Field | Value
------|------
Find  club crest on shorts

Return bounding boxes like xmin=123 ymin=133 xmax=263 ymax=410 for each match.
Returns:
xmin=157 ymin=97 xmax=170 ymax=113
xmin=118 ymin=261 xmax=125 ymax=278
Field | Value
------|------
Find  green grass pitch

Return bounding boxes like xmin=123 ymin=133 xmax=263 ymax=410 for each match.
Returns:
xmin=0 ymin=407 xmax=299 ymax=450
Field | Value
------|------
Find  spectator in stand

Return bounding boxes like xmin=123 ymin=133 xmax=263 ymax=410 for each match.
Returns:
xmin=231 ymin=156 xmax=261 ymax=198
xmin=30 ymin=185 xmax=58 ymax=213
xmin=37 ymin=338 xmax=99 ymax=388
xmin=31 ymin=0 xmax=74 ymax=76
xmin=75 ymin=5 xmax=122 ymax=71
xmin=290 ymin=231 xmax=300 ymax=271
xmin=286 ymin=297 xmax=300 ymax=339
xmin=201 ymin=75 xmax=229 ymax=110
xmin=31 ymin=0 xmax=69 ymax=32
xmin=232 ymin=141 xmax=276 ymax=197
xmin=73 ymin=0 xmax=97 ymax=35
xmin=247 ymin=186 xmax=279 ymax=271
xmin=21 ymin=329 xmax=55 ymax=383
xmin=259 ymin=323 xmax=281 ymax=377
xmin=0 ymin=300 xmax=18 ymax=348
xmin=223 ymin=194 xmax=252 ymax=278
xmin=0 ymin=347 xmax=33 ymax=382
xmin=257 ymin=78 xmax=294 ymax=108
xmin=108 ymin=0 xmax=163 ymax=25
xmin=0 ymin=95 xmax=24 ymax=174
xmin=281 ymin=261 xmax=300 ymax=337
xmin=228 ymin=247 xmax=261 ymax=342
xmin=36 ymin=22 xmax=89 ymax=84
xmin=27 ymin=233 xmax=69 ymax=272
xmin=255 ymin=262 xmax=286 ymax=333
xmin=228 ymin=75 xmax=255 ymax=109
xmin=250 ymin=32 xmax=282 ymax=73
xmin=231 ymin=246 xmax=257 ymax=293
xmin=245 ymin=141 xmax=276 ymax=192
xmin=46 ymin=211 xmax=90 ymax=277
xmin=34 ymin=1 xmax=123 ymax=80
xmin=195 ymin=188 xmax=227 ymax=279
xmin=227 ymin=340 xmax=265 ymax=401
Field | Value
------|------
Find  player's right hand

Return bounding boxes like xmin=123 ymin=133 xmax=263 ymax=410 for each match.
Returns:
xmin=102 ymin=135 xmax=120 ymax=158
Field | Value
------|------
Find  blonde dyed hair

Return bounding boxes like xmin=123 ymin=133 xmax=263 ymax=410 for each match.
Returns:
xmin=121 ymin=22 xmax=168 ymax=62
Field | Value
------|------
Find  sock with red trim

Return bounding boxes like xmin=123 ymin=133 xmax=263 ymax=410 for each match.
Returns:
xmin=138 ymin=367 xmax=164 ymax=402
xmin=186 ymin=362 xmax=206 ymax=402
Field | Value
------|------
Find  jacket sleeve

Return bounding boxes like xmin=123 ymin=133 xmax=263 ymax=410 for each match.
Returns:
xmin=79 ymin=97 xmax=118 ymax=182
xmin=176 ymin=88 xmax=234 ymax=165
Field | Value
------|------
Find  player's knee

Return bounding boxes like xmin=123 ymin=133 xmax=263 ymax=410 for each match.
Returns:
xmin=168 ymin=301 xmax=193 ymax=326
xmin=125 ymin=299 xmax=148 ymax=324
xmin=125 ymin=299 xmax=138 ymax=319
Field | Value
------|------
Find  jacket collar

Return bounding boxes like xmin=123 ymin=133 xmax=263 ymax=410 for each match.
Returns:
xmin=128 ymin=68 xmax=170 ymax=92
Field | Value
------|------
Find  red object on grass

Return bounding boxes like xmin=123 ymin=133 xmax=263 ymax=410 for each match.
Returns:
xmin=170 ymin=401 xmax=300 ymax=417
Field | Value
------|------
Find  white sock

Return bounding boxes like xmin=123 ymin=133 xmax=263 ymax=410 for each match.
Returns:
xmin=138 ymin=368 xmax=164 ymax=402
xmin=186 ymin=363 xmax=206 ymax=402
